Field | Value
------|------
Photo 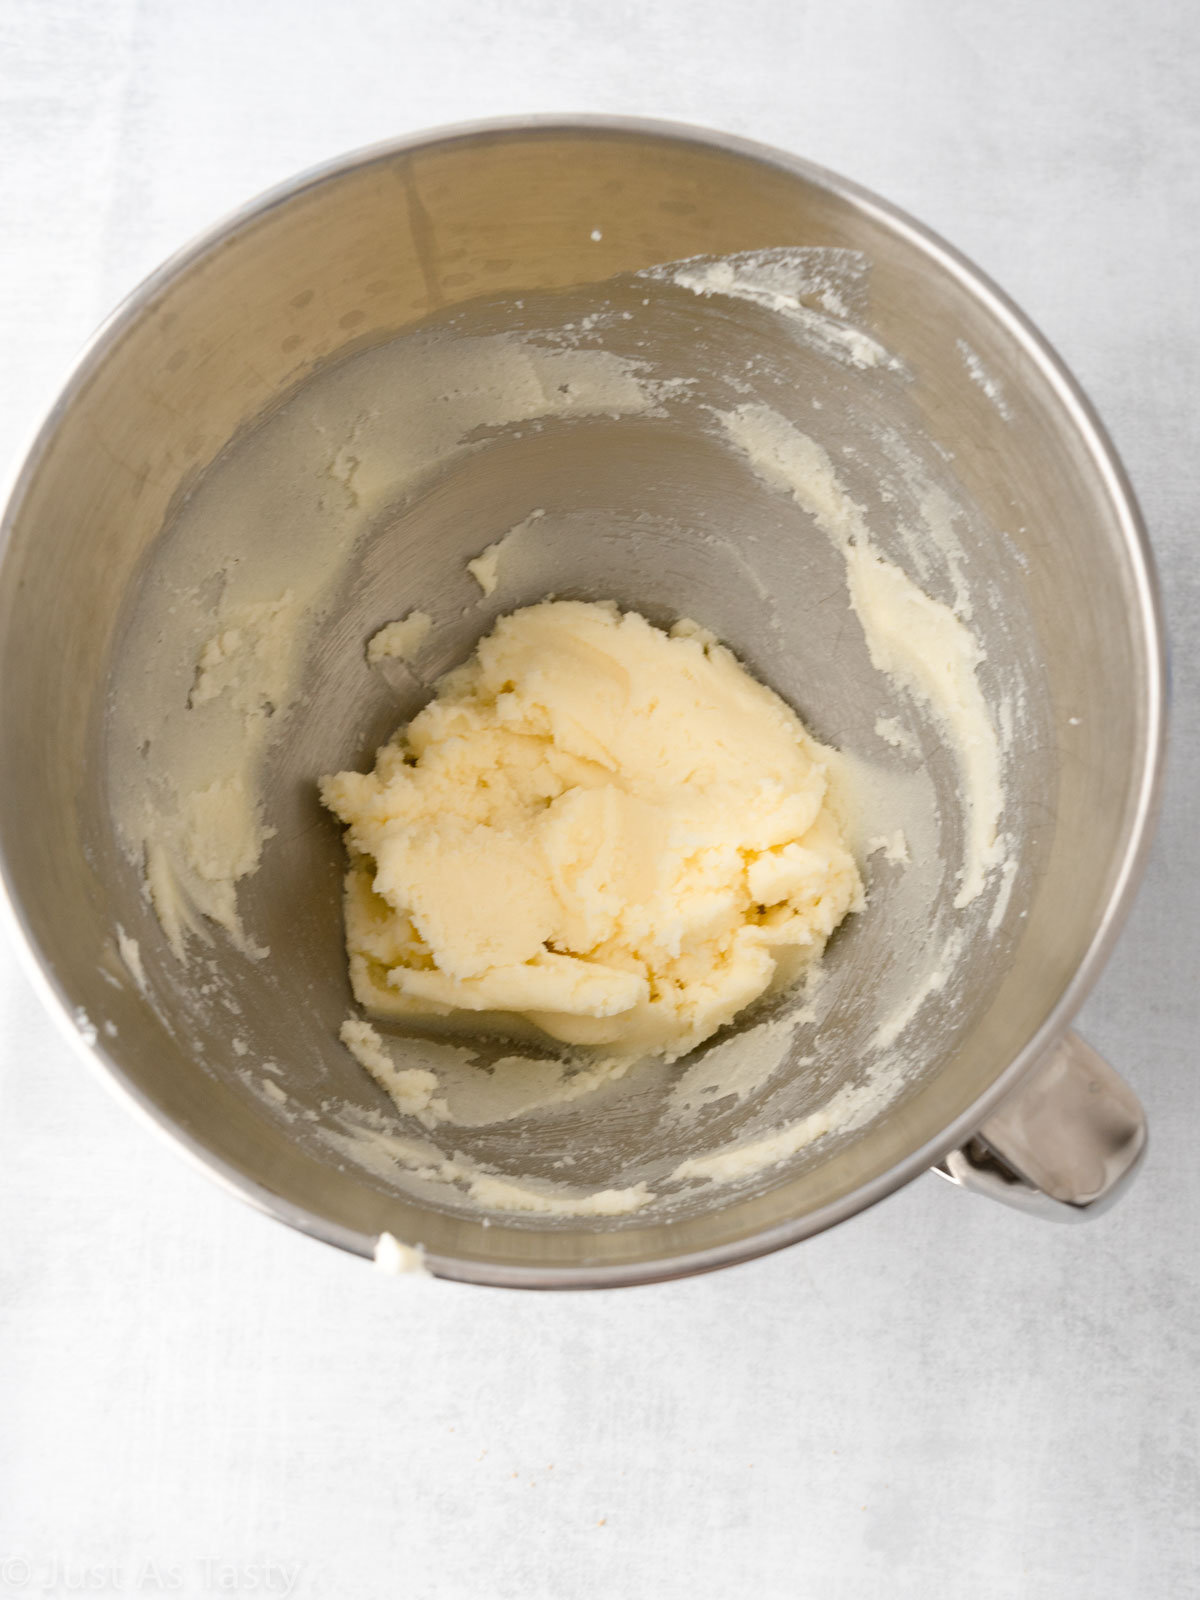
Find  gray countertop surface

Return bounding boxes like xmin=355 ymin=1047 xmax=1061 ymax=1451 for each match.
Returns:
xmin=2 ymin=2 xmax=1197 ymax=1596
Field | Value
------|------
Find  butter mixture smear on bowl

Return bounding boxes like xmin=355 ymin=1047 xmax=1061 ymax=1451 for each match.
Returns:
xmin=320 ymin=600 xmax=863 ymax=1062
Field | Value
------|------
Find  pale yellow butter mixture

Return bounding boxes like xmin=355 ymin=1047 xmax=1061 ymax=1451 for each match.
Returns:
xmin=320 ymin=600 xmax=863 ymax=1063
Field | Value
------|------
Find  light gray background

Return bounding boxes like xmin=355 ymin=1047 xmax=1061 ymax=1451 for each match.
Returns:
xmin=1 ymin=2 xmax=1196 ymax=1596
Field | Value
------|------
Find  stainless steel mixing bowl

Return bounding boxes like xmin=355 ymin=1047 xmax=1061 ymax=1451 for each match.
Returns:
xmin=0 ymin=118 xmax=1164 ymax=1286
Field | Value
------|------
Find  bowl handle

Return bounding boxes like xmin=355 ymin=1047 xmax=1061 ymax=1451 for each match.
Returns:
xmin=934 ymin=1031 xmax=1147 ymax=1220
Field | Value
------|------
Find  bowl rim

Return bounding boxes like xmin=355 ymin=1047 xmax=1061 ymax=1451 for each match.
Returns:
xmin=0 ymin=113 xmax=1168 ymax=1289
